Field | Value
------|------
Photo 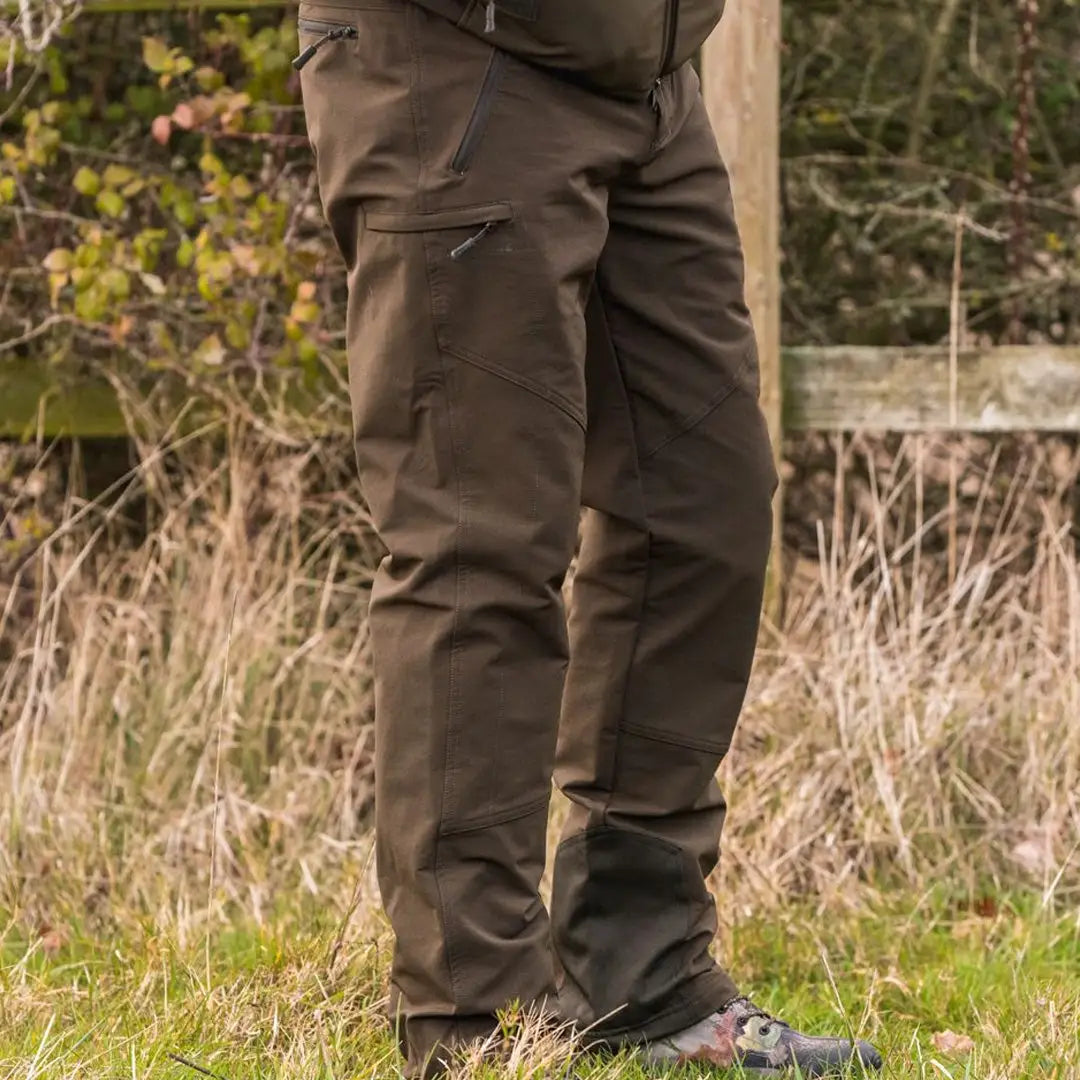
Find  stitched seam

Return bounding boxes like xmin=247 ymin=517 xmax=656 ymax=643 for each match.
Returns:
xmin=557 ymin=823 xmax=684 ymax=858
xmin=408 ymin=0 xmax=428 ymax=207
xmin=641 ymin=346 xmax=756 ymax=461
xmin=592 ymin=283 xmax=651 ymax=819
xmin=409 ymin=0 xmax=462 ymax=1009
xmin=439 ymin=794 xmax=549 ymax=836
xmin=620 ymin=720 xmax=733 ymax=755
xmin=366 ymin=201 xmax=513 ymax=231
xmin=444 ymin=345 xmax=586 ymax=431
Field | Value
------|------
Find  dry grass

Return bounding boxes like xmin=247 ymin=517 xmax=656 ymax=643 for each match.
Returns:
xmin=2 ymin=425 xmax=1079 ymax=1077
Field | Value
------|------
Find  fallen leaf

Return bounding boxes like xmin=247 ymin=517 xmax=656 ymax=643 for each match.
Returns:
xmin=37 ymin=923 xmax=68 ymax=955
xmin=931 ymin=1030 xmax=974 ymax=1056
xmin=1011 ymin=838 xmax=1053 ymax=876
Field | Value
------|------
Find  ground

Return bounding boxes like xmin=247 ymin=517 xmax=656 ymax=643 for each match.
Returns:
xmin=3 ymin=888 xmax=1079 ymax=1079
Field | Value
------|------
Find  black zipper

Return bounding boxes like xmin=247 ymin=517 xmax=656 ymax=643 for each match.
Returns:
xmin=450 ymin=50 xmax=507 ymax=175
xmin=292 ymin=20 xmax=357 ymax=71
xmin=659 ymin=0 xmax=679 ymax=77
xmin=297 ymin=17 xmax=354 ymax=35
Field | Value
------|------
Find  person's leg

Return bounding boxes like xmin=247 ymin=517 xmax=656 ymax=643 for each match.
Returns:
xmin=297 ymin=4 xmax=655 ymax=1074
xmin=551 ymin=63 xmax=777 ymax=1042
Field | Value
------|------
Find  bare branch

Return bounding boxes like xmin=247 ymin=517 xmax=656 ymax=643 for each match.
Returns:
xmin=1 ymin=0 xmax=82 ymax=54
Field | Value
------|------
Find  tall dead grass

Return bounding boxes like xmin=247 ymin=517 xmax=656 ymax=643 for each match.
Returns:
xmin=2 ymin=427 xmax=1078 ymax=938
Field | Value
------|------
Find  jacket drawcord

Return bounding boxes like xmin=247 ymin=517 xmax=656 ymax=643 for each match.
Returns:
xmin=484 ymin=1 xmax=496 ymax=32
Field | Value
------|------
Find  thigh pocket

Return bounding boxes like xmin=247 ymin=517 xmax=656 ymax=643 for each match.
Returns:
xmin=364 ymin=201 xmax=586 ymax=429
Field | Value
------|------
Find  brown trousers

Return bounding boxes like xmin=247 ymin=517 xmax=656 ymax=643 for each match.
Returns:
xmin=298 ymin=3 xmax=776 ymax=1074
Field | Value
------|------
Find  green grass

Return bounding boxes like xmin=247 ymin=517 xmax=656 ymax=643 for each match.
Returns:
xmin=3 ymin=890 xmax=1078 ymax=1079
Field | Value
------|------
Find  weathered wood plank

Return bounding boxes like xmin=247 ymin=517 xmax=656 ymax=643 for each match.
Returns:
xmin=783 ymin=346 xmax=1080 ymax=431
xmin=700 ymin=0 xmax=783 ymax=609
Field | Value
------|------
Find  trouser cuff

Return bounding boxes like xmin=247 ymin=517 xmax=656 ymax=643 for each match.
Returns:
xmin=398 ymin=1015 xmax=502 ymax=1079
xmin=398 ymin=999 xmax=562 ymax=1078
xmin=582 ymin=967 xmax=740 ymax=1047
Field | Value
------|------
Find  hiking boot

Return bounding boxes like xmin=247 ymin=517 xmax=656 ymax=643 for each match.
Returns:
xmin=639 ymin=996 xmax=883 ymax=1075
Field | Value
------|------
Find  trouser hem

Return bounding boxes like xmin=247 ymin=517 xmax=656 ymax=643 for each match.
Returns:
xmin=399 ymin=999 xmax=561 ymax=1079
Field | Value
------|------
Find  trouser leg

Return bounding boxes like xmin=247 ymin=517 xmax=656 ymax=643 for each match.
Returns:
xmin=297 ymin=4 xmax=654 ymax=1073
xmin=551 ymin=66 xmax=778 ymax=1043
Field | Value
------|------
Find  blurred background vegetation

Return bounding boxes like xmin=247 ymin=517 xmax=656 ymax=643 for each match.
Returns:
xmin=0 ymin=0 xmax=1077 ymax=431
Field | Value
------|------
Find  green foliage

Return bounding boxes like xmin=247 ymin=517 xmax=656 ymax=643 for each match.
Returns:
xmin=0 ymin=6 xmax=343 ymax=430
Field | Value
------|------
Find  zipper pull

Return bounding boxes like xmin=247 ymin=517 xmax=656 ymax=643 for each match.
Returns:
xmin=450 ymin=221 xmax=498 ymax=260
xmin=292 ymin=25 xmax=357 ymax=71
xmin=484 ymin=0 xmax=496 ymax=32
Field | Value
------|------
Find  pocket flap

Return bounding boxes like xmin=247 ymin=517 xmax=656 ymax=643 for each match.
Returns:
xmin=365 ymin=201 xmax=513 ymax=233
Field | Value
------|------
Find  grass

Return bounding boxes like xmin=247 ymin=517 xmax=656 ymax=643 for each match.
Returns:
xmin=2 ymin=425 xmax=1080 ymax=1077
xmin=3 ymin=889 xmax=1079 ymax=1078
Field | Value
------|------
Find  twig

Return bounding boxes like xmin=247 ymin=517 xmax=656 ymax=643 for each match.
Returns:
xmin=906 ymin=0 xmax=966 ymax=161
xmin=1007 ymin=0 xmax=1038 ymax=343
xmin=785 ymin=153 xmax=1079 ymax=220
xmin=947 ymin=209 xmax=965 ymax=591
xmin=0 ymin=63 xmax=41 ymax=124
xmin=205 ymin=129 xmax=309 ymax=147
xmin=0 ymin=314 xmax=72 ymax=353
xmin=246 ymin=171 xmax=317 ymax=368
xmin=205 ymin=590 xmax=238 ymax=988
xmin=167 ymin=1053 xmax=231 ymax=1080
xmin=804 ymin=167 xmax=1006 ymax=241
xmin=0 ymin=204 xmax=101 ymax=229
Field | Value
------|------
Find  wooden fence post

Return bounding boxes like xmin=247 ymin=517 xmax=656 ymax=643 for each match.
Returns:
xmin=700 ymin=0 xmax=783 ymax=618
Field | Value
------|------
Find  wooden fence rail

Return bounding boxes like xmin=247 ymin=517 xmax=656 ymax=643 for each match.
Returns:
xmin=6 ymin=347 xmax=1080 ymax=440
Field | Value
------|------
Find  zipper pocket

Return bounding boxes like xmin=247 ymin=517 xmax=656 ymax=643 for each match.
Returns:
xmin=450 ymin=49 xmax=507 ymax=175
xmin=293 ymin=19 xmax=357 ymax=70
xmin=297 ymin=17 xmax=355 ymax=35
